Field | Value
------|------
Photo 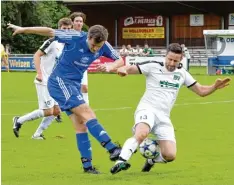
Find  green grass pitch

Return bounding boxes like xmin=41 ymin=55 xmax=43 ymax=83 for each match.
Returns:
xmin=1 ymin=67 xmax=234 ymax=185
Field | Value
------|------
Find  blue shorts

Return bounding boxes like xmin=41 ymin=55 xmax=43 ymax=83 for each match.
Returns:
xmin=48 ymin=75 xmax=85 ymax=116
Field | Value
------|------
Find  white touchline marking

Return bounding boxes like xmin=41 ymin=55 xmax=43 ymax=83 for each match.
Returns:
xmin=94 ymin=107 xmax=132 ymax=111
xmin=174 ymin=99 xmax=234 ymax=106
xmin=1 ymin=100 xmax=233 ymax=116
xmin=1 ymin=100 xmax=37 ymax=103
xmin=0 ymin=107 xmax=133 ymax=116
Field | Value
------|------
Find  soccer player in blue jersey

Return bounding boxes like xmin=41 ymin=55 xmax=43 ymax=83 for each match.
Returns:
xmin=8 ymin=23 xmax=124 ymax=174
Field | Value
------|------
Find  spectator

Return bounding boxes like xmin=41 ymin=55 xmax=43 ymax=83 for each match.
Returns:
xmin=5 ymin=44 xmax=11 ymax=55
xmin=1 ymin=44 xmax=9 ymax=72
xmin=181 ymin=44 xmax=191 ymax=71
xmin=119 ymin=45 xmax=128 ymax=57
xmin=126 ymin=44 xmax=134 ymax=56
xmin=133 ymin=45 xmax=143 ymax=56
xmin=142 ymin=43 xmax=153 ymax=56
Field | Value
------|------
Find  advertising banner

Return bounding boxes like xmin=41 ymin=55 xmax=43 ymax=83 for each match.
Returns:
xmin=122 ymin=27 xmax=164 ymax=39
xmin=120 ymin=15 xmax=165 ymax=39
xmin=1 ymin=56 xmax=35 ymax=71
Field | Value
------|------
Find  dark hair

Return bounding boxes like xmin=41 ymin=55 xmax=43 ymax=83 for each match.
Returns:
xmin=58 ymin=17 xmax=73 ymax=28
xmin=88 ymin=25 xmax=108 ymax=43
xmin=167 ymin=43 xmax=183 ymax=55
xmin=69 ymin=12 xmax=86 ymax=22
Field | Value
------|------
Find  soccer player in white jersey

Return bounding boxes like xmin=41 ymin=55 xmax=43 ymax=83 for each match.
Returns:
xmin=70 ymin=12 xmax=90 ymax=105
xmin=12 ymin=18 xmax=73 ymax=139
xmin=110 ymin=43 xmax=231 ymax=174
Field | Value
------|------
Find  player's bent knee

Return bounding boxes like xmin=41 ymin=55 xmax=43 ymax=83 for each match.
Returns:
xmin=161 ymin=151 xmax=176 ymax=162
xmin=53 ymin=107 xmax=61 ymax=116
xmin=76 ymin=124 xmax=88 ymax=133
xmin=43 ymin=109 xmax=54 ymax=116
xmin=135 ymin=131 xmax=148 ymax=143
xmin=81 ymin=85 xmax=88 ymax=93
xmin=134 ymin=123 xmax=150 ymax=143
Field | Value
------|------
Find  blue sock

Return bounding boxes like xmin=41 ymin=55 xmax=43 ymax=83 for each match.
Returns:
xmin=86 ymin=119 xmax=117 ymax=152
xmin=76 ymin=133 xmax=92 ymax=169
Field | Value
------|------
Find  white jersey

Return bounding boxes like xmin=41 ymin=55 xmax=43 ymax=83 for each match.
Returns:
xmin=136 ymin=60 xmax=196 ymax=116
xmin=34 ymin=38 xmax=64 ymax=85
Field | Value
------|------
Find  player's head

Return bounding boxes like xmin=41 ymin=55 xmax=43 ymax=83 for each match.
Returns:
xmin=69 ymin=12 xmax=86 ymax=31
xmin=58 ymin=18 xmax=73 ymax=30
xmin=87 ymin=25 xmax=108 ymax=53
xmin=165 ymin=43 xmax=183 ymax=72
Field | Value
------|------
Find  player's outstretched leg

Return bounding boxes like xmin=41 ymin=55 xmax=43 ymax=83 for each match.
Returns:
xmin=12 ymin=116 xmax=21 ymax=137
xmin=32 ymin=134 xmax=46 ymax=140
xmin=110 ymin=137 xmax=139 ymax=174
xmin=110 ymin=158 xmax=131 ymax=174
xmin=85 ymin=119 xmax=121 ymax=161
xmin=32 ymin=115 xmax=55 ymax=140
xmin=12 ymin=109 xmax=44 ymax=137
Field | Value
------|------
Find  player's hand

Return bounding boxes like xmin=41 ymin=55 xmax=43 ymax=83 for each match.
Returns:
xmin=7 ymin=23 xmax=25 ymax=36
xmin=214 ymin=78 xmax=231 ymax=89
xmin=36 ymin=73 xmax=43 ymax=82
xmin=96 ymin=63 xmax=110 ymax=72
xmin=117 ymin=67 xmax=128 ymax=77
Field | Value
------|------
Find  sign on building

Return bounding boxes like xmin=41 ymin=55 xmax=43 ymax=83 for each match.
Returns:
xmin=120 ymin=16 xmax=165 ymax=39
xmin=229 ymin=13 xmax=234 ymax=25
xmin=190 ymin=14 xmax=204 ymax=26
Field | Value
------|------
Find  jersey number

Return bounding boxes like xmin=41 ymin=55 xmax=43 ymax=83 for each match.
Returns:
xmin=140 ymin=115 xmax=147 ymax=120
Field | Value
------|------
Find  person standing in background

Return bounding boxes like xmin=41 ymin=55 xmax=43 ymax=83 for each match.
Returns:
xmin=181 ymin=44 xmax=191 ymax=71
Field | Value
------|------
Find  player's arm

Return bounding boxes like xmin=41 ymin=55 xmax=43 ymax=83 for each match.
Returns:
xmin=117 ymin=65 xmax=140 ymax=76
xmin=189 ymin=78 xmax=231 ymax=97
xmin=33 ymin=50 xmax=45 ymax=82
xmin=97 ymin=42 xmax=125 ymax=72
xmin=7 ymin=23 xmax=54 ymax=37
xmin=117 ymin=61 xmax=156 ymax=77
xmin=107 ymin=57 xmax=125 ymax=72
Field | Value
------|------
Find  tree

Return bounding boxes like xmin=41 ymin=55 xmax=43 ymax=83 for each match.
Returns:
xmin=1 ymin=1 xmax=71 ymax=54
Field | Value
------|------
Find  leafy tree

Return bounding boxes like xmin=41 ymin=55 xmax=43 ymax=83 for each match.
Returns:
xmin=1 ymin=1 xmax=71 ymax=53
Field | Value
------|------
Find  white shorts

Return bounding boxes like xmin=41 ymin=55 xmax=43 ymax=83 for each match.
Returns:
xmin=35 ymin=84 xmax=58 ymax=109
xmin=133 ymin=109 xmax=176 ymax=143
xmin=81 ymin=70 xmax=88 ymax=85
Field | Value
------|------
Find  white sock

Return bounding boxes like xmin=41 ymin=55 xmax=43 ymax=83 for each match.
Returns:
xmin=33 ymin=115 xmax=55 ymax=136
xmin=116 ymin=137 xmax=139 ymax=164
xmin=82 ymin=93 xmax=89 ymax=105
xmin=148 ymin=152 xmax=167 ymax=164
xmin=17 ymin=109 xmax=44 ymax=124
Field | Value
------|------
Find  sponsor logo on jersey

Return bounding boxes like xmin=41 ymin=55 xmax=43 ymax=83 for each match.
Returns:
xmin=80 ymin=57 xmax=89 ymax=63
xmin=160 ymin=80 xmax=179 ymax=89
xmin=173 ymin=74 xmax=180 ymax=81
xmin=79 ymin=48 xmax=84 ymax=53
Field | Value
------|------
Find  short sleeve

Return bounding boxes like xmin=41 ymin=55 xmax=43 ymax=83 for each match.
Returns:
xmin=137 ymin=61 xmax=163 ymax=76
xmin=54 ymin=30 xmax=82 ymax=43
xmin=102 ymin=41 xmax=120 ymax=60
xmin=39 ymin=38 xmax=55 ymax=54
xmin=183 ymin=70 xmax=197 ymax=88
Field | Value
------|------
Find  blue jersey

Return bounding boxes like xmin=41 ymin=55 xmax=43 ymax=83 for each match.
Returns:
xmin=47 ymin=30 xmax=120 ymax=115
xmin=51 ymin=30 xmax=119 ymax=83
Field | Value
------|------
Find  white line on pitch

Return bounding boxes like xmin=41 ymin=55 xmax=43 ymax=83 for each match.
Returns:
xmin=1 ymin=100 xmax=234 ymax=116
